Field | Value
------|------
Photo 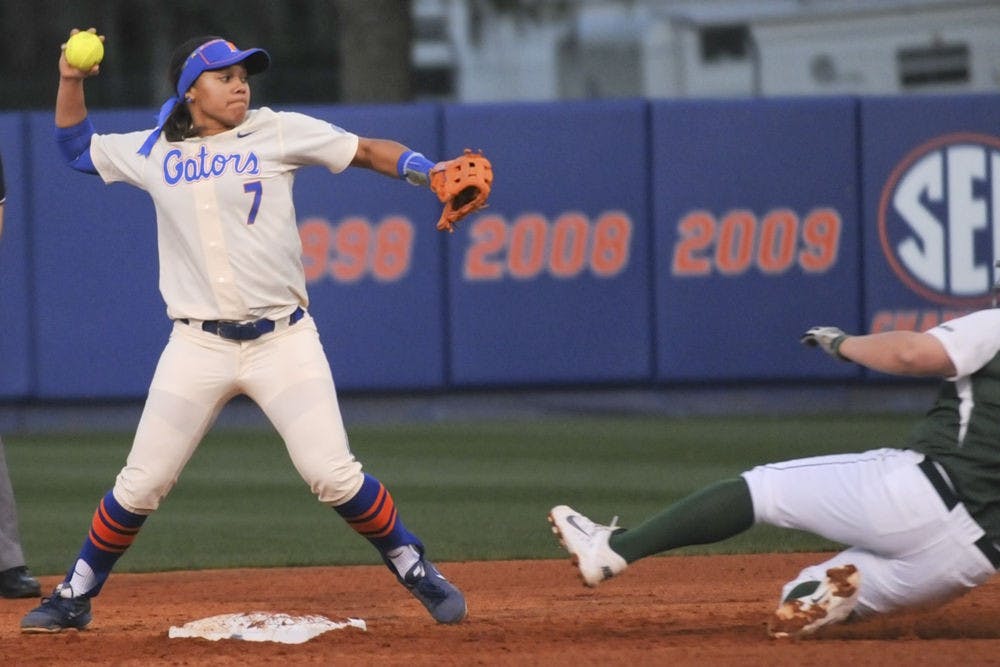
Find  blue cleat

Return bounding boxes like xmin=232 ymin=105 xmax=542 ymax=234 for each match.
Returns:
xmin=20 ymin=584 xmax=92 ymax=633
xmin=398 ymin=558 xmax=467 ymax=624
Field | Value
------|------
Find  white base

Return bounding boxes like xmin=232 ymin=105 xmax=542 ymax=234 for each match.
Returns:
xmin=168 ymin=611 xmax=367 ymax=644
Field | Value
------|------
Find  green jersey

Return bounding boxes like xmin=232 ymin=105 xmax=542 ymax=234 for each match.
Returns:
xmin=906 ymin=309 xmax=1000 ymax=542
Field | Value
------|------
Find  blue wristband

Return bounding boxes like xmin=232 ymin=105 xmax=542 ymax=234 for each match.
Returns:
xmin=55 ymin=118 xmax=98 ymax=174
xmin=397 ymin=150 xmax=434 ymax=186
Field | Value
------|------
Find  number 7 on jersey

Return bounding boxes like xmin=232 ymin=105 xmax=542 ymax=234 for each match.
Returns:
xmin=243 ymin=181 xmax=262 ymax=225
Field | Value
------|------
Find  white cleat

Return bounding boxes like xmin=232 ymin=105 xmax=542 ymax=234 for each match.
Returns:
xmin=768 ymin=564 xmax=861 ymax=638
xmin=548 ymin=505 xmax=628 ymax=587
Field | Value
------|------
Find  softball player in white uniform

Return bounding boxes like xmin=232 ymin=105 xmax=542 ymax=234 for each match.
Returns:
xmin=23 ymin=31 xmax=464 ymax=633
xmin=551 ymin=308 xmax=1000 ymax=637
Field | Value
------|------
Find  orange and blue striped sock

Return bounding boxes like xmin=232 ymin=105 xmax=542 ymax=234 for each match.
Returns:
xmin=64 ymin=490 xmax=147 ymax=597
xmin=334 ymin=474 xmax=422 ymax=557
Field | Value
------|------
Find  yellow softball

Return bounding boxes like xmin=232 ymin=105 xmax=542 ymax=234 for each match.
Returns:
xmin=65 ymin=31 xmax=104 ymax=71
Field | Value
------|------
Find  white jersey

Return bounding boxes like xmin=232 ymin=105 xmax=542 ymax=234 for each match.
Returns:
xmin=89 ymin=107 xmax=359 ymax=321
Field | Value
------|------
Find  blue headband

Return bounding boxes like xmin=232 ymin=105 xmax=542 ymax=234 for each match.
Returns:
xmin=137 ymin=39 xmax=270 ymax=156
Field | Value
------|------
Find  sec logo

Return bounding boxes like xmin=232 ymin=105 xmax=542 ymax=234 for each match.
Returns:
xmin=878 ymin=132 xmax=1000 ymax=307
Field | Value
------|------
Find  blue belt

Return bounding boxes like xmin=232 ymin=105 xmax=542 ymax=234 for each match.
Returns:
xmin=919 ymin=456 xmax=1000 ymax=569
xmin=180 ymin=307 xmax=304 ymax=341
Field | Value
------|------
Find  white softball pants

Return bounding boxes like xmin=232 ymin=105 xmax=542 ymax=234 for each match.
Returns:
xmin=742 ymin=448 xmax=996 ymax=616
xmin=113 ymin=313 xmax=364 ymax=512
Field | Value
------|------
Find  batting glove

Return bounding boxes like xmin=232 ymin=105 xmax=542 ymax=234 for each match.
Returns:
xmin=800 ymin=326 xmax=850 ymax=361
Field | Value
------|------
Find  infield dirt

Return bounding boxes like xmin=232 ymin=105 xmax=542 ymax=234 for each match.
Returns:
xmin=2 ymin=552 xmax=998 ymax=665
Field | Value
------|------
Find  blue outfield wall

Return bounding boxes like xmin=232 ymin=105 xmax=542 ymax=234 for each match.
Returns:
xmin=652 ymin=97 xmax=862 ymax=382
xmin=443 ymin=100 xmax=654 ymax=386
xmin=0 ymin=93 xmax=998 ymax=399
xmin=0 ymin=115 xmax=32 ymax=399
xmin=27 ymin=110 xmax=163 ymax=399
xmin=859 ymin=94 xmax=1000 ymax=381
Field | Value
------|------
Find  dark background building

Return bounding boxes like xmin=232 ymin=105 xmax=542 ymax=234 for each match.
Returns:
xmin=1 ymin=0 xmax=414 ymax=111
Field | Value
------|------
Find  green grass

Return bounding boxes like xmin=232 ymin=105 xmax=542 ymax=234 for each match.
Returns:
xmin=4 ymin=414 xmax=915 ymax=575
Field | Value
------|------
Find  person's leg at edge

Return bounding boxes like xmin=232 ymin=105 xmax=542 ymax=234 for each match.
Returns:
xmin=0 ymin=435 xmax=41 ymax=598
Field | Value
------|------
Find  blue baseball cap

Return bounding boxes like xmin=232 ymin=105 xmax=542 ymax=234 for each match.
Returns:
xmin=138 ymin=38 xmax=270 ymax=157
xmin=176 ymin=39 xmax=270 ymax=97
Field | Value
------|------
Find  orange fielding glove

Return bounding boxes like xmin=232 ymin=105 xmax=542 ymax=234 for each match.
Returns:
xmin=429 ymin=149 xmax=493 ymax=233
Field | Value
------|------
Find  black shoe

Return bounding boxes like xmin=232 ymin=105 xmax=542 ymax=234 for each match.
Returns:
xmin=0 ymin=566 xmax=41 ymax=599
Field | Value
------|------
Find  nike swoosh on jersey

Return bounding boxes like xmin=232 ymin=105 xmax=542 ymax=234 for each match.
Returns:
xmin=237 ymin=130 xmax=257 ymax=138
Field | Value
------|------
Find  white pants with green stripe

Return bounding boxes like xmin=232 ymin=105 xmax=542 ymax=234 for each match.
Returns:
xmin=742 ymin=447 xmax=995 ymax=616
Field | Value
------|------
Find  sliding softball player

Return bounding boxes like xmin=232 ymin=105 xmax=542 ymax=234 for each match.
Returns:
xmin=551 ymin=310 xmax=1000 ymax=637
